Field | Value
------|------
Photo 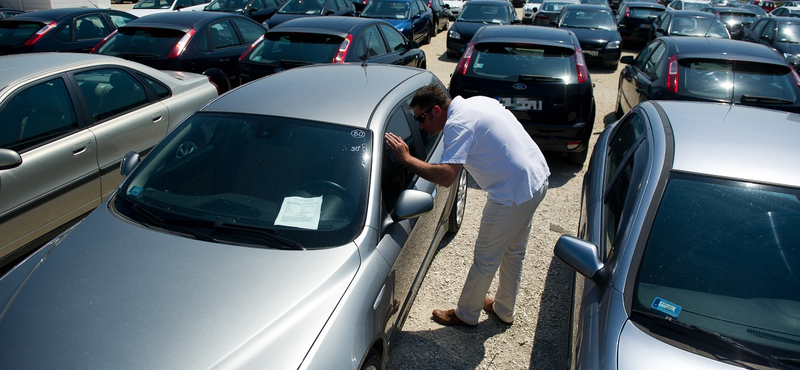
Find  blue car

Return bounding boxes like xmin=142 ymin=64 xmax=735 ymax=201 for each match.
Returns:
xmin=360 ymin=0 xmax=434 ymax=44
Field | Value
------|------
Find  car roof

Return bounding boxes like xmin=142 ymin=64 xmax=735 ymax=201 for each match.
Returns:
xmin=655 ymin=101 xmax=800 ymax=187
xmin=201 ymin=64 xmax=432 ymax=128
xmin=475 ymin=24 xmax=575 ymax=45
xmin=271 ymin=15 xmax=381 ymax=33
xmin=121 ymin=11 xmax=249 ymax=31
xmin=665 ymin=9 xmax=716 ymax=17
xmin=1 ymin=8 xmax=123 ymax=22
xmin=463 ymin=0 xmax=513 ymax=6
xmin=624 ymin=2 xmax=665 ymax=8
xmin=707 ymin=5 xmax=756 ymax=13
xmin=664 ymin=36 xmax=784 ymax=63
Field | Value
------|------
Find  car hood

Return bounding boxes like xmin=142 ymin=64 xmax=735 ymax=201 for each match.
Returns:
xmin=383 ymin=18 xmax=413 ymax=28
xmin=567 ymin=27 xmax=620 ymax=43
xmin=0 ymin=205 xmax=360 ymax=369
xmin=618 ymin=320 xmax=753 ymax=370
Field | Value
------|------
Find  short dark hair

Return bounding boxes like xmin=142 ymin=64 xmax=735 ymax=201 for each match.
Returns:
xmin=410 ymin=83 xmax=450 ymax=110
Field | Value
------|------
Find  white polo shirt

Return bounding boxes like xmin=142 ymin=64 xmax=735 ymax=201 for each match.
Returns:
xmin=440 ymin=96 xmax=550 ymax=206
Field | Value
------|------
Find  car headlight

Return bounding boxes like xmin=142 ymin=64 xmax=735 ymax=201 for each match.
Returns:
xmin=449 ymin=29 xmax=461 ymax=39
xmin=606 ymin=40 xmax=621 ymax=49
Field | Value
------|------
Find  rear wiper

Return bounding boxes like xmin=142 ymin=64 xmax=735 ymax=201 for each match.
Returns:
xmin=519 ymin=74 xmax=563 ymax=82
xmin=740 ymin=94 xmax=794 ymax=105
xmin=633 ymin=310 xmax=800 ymax=370
xmin=168 ymin=219 xmax=306 ymax=250
xmin=280 ymin=59 xmax=313 ymax=68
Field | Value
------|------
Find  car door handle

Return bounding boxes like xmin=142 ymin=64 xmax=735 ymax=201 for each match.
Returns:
xmin=72 ymin=141 xmax=90 ymax=155
xmin=151 ymin=112 xmax=164 ymax=123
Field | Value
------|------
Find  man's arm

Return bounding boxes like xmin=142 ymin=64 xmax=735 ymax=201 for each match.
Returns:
xmin=384 ymin=133 xmax=463 ymax=187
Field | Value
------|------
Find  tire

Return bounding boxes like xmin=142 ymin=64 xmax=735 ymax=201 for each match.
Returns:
xmin=447 ymin=168 xmax=468 ymax=233
xmin=361 ymin=349 xmax=381 ymax=370
xmin=566 ymin=149 xmax=588 ymax=166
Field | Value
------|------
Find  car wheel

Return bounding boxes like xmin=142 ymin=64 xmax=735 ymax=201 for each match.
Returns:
xmin=566 ymin=149 xmax=588 ymax=166
xmin=361 ymin=349 xmax=381 ymax=370
xmin=607 ymin=62 xmax=619 ymax=71
xmin=447 ymin=167 xmax=468 ymax=233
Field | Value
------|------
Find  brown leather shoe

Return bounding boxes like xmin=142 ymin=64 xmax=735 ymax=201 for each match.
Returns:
xmin=432 ymin=309 xmax=475 ymax=327
xmin=484 ymin=298 xmax=513 ymax=324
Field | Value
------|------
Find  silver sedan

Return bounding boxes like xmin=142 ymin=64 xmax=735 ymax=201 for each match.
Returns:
xmin=0 ymin=64 xmax=467 ymax=370
xmin=0 ymin=53 xmax=219 ymax=268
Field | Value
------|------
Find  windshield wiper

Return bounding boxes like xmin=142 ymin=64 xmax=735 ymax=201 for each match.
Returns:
xmin=167 ymin=219 xmax=306 ymax=250
xmin=280 ymin=59 xmax=313 ymax=68
xmin=633 ymin=310 xmax=800 ymax=370
xmin=740 ymin=94 xmax=794 ymax=105
xmin=519 ymin=74 xmax=563 ymax=82
xmin=124 ymin=199 xmax=216 ymax=242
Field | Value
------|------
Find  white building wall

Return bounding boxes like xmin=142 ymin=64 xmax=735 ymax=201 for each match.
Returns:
xmin=0 ymin=0 xmax=110 ymax=10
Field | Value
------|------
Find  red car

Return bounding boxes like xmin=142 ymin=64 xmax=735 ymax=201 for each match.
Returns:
xmin=746 ymin=0 xmax=775 ymax=12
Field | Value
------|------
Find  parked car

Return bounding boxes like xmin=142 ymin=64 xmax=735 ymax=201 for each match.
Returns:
xmin=555 ymin=4 xmax=622 ymax=69
xmin=616 ymin=1 xmax=665 ymax=44
xmin=446 ymin=0 xmax=518 ymax=58
xmin=649 ymin=9 xmax=729 ymax=40
xmin=665 ymin=0 xmax=709 ymax=11
xmin=728 ymin=2 xmax=768 ymax=18
xmin=351 ymin=0 xmax=372 ymax=11
xmin=0 ymin=8 xmax=136 ymax=55
xmin=532 ymin=0 xmax=581 ymax=26
xmin=0 ymin=8 xmax=23 ymax=20
xmin=745 ymin=0 xmax=774 ymax=12
xmin=555 ymin=99 xmax=800 ymax=370
xmin=701 ymin=6 xmax=758 ymax=39
xmin=264 ymin=0 xmax=357 ymax=30
xmin=769 ymin=5 xmax=800 ymax=17
xmin=127 ymin=0 xmax=211 ymax=17
xmin=444 ymin=0 xmax=466 ymax=19
xmin=239 ymin=16 xmax=426 ymax=83
xmin=744 ymin=15 xmax=800 ymax=70
xmin=92 ymin=11 xmax=267 ymax=92
xmin=449 ymin=25 xmax=595 ymax=164
xmin=0 ymin=52 xmax=218 ymax=268
xmin=203 ymin=0 xmax=288 ymax=23
xmin=615 ymin=36 xmax=800 ymax=117
xmin=0 ymin=63 xmax=467 ymax=370
xmin=429 ymin=0 xmax=451 ymax=33
xmin=359 ymin=0 xmax=434 ymax=45
xmin=580 ymin=0 xmax=611 ymax=7
xmin=522 ymin=0 xmax=544 ymax=23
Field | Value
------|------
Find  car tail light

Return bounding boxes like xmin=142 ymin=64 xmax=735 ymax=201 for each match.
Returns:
xmin=456 ymin=41 xmax=476 ymax=75
xmin=791 ymin=64 xmax=800 ymax=90
xmin=666 ymin=55 xmax=678 ymax=93
xmin=91 ymin=29 xmax=118 ymax=53
xmin=333 ymin=34 xmax=353 ymax=63
xmin=624 ymin=7 xmax=630 ymax=18
xmin=535 ymin=13 xmax=549 ymax=21
xmin=23 ymin=21 xmax=57 ymax=47
xmin=207 ymin=75 xmax=222 ymax=95
xmin=574 ymin=46 xmax=588 ymax=83
xmin=168 ymin=29 xmax=196 ymax=59
xmin=239 ymin=35 xmax=264 ymax=61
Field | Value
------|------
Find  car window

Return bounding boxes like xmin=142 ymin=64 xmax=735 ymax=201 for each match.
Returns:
xmin=679 ymin=59 xmax=798 ymax=104
xmin=109 ymin=13 xmax=137 ymax=28
xmin=356 ymin=25 xmax=389 ymax=59
xmin=605 ymin=112 xmax=645 ymax=190
xmin=247 ymin=32 xmax=343 ymax=64
xmin=762 ymin=20 xmax=777 ymax=40
xmin=335 ymin=0 xmax=348 ymax=10
xmin=74 ymin=69 xmax=149 ymax=123
xmin=75 ymin=14 xmax=110 ymax=40
xmin=634 ymin=40 xmax=658 ymax=70
xmin=137 ymin=72 xmax=172 ymax=99
xmin=379 ymin=23 xmax=407 ymax=52
xmin=382 ymin=100 xmax=418 ymax=211
xmin=748 ymin=18 xmax=767 ymax=40
xmin=97 ymin=27 xmax=185 ymax=57
xmin=232 ymin=18 xmax=265 ymax=43
xmin=466 ymin=42 xmax=576 ymax=82
xmin=778 ymin=22 xmax=800 ymax=42
xmin=642 ymin=42 xmax=665 ymax=78
xmin=0 ymin=78 xmax=79 ymax=153
xmin=0 ymin=22 xmax=42 ymax=46
xmin=209 ymin=20 xmax=240 ymax=49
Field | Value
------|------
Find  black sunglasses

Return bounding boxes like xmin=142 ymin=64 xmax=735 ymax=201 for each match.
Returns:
xmin=414 ymin=105 xmax=435 ymax=124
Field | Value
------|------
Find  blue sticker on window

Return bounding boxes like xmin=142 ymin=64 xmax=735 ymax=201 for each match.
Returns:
xmin=128 ymin=186 xmax=143 ymax=196
xmin=652 ymin=297 xmax=681 ymax=318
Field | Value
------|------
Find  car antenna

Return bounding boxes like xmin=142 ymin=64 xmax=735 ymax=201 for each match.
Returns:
xmin=362 ymin=33 xmax=372 ymax=68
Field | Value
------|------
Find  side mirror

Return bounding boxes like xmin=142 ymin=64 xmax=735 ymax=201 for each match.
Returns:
xmin=553 ymin=235 xmax=606 ymax=285
xmin=175 ymin=4 xmax=185 ymax=10
xmin=325 ymin=9 xmax=335 ymax=15
xmin=444 ymin=3 xmax=450 ymax=7
xmin=512 ymin=19 xmax=521 ymax=24
xmin=413 ymin=13 xmax=421 ymax=19
xmin=759 ymin=34 xmax=771 ymax=42
xmin=394 ymin=189 xmax=434 ymax=220
xmin=247 ymin=7 xmax=259 ymax=14
xmin=408 ymin=40 xmax=420 ymax=49
xmin=620 ymin=55 xmax=634 ymax=64
xmin=0 ymin=148 xmax=22 ymax=170
xmin=120 ymin=151 xmax=140 ymax=177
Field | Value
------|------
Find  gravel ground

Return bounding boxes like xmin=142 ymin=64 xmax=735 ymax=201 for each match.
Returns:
xmin=385 ymin=22 xmax=636 ymax=370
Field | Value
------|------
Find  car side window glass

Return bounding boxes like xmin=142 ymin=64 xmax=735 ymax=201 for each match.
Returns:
xmin=412 ymin=0 xmax=421 ymax=14
xmin=381 ymin=101 xmax=418 ymax=211
xmin=109 ymin=13 xmax=137 ymax=28
xmin=603 ymin=138 xmax=646 ymax=258
xmin=209 ymin=20 xmax=240 ymax=49
xmin=232 ymin=18 xmax=265 ymax=44
xmin=359 ymin=25 xmax=389 ymax=58
xmin=633 ymin=41 xmax=657 ymax=71
xmin=335 ymin=0 xmax=348 ymax=10
xmin=75 ymin=14 xmax=110 ymax=40
xmin=605 ymin=113 xmax=645 ymax=190
xmin=74 ymin=69 xmax=149 ymax=123
xmin=760 ymin=20 xmax=775 ymax=39
xmin=0 ymin=78 xmax=79 ymax=153
xmin=642 ymin=42 xmax=665 ymax=78
xmin=379 ymin=24 xmax=407 ymax=52
xmin=137 ymin=72 xmax=172 ymax=99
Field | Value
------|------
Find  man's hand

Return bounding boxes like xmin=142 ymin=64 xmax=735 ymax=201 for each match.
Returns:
xmin=384 ymin=132 xmax=412 ymax=164
xmin=383 ymin=132 xmax=462 ymax=187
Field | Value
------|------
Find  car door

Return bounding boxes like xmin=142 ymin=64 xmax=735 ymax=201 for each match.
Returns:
xmin=377 ymin=94 xmax=449 ymax=339
xmin=619 ymin=40 xmax=655 ymax=111
xmin=652 ymin=11 xmax=669 ymax=38
xmin=621 ymin=40 xmax=663 ymax=111
xmin=757 ymin=18 xmax=777 ymax=47
xmin=411 ymin=0 xmax=427 ymax=42
xmin=379 ymin=23 xmax=421 ymax=67
xmin=0 ymin=76 xmax=100 ymax=261
xmin=72 ymin=67 xmax=171 ymax=200
xmin=355 ymin=24 xmax=394 ymax=63
xmin=50 ymin=12 xmax=113 ymax=53
xmin=191 ymin=19 xmax=248 ymax=88
xmin=744 ymin=17 xmax=768 ymax=42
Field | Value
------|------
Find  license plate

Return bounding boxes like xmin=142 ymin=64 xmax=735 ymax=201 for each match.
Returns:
xmin=585 ymin=50 xmax=599 ymax=56
xmin=640 ymin=23 xmax=651 ymax=29
xmin=496 ymin=96 xmax=542 ymax=111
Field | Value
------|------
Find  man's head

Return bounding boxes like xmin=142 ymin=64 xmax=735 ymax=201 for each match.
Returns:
xmin=410 ymin=84 xmax=451 ymax=135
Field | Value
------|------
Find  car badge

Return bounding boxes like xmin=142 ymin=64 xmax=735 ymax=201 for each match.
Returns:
xmin=513 ymin=83 xmax=527 ymax=90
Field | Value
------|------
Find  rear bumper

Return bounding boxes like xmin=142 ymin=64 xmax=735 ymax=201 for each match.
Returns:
xmin=520 ymin=119 xmax=594 ymax=153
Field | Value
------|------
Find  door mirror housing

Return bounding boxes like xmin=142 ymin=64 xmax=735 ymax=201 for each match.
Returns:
xmin=120 ymin=151 xmax=140 ymax=177
xmin=0 ymin=148 xmax=22 ymax=170
xmin=393 ymin=189 xmax=434 ymax=220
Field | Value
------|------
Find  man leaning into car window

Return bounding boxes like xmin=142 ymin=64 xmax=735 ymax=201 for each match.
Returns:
xmin=384 ymin=84 xmax=550 ymax=326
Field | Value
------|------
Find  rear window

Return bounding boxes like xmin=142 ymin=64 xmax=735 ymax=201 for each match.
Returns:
xmin=719 ymin=12 xmax=757 ymax=25
xmin=466 ymin=42 xmax=576 ymax=82
xmin=0 ymin=21 xmax=44 ymax=47
xmin=671 ymin=16 xmax=729 ymax=38
xmin=628 ymin=7 xmax=662 ymax=18
xmin=95 ymin=27 xmax=186 ymax=58
xmin=679 ymin=58 xmax=799 ymax=105
xmin=457 ymin=4 xmax=509 ymax=23
xmin=778 ymin=22 xmax=800 ymax=43
xmin=245 ymin=32 xmax=344 ymax=65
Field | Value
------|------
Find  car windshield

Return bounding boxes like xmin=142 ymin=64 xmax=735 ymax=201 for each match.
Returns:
xmin=245 ymin=32 xmax=343 ymax=65
xmin=541 ymin=2 xmax=571 ymax=11
xmin=719 ymin=12 xmax=758 ymax=25
xmin=0 ymin=21 xmax=44 ymax=47
xmin=671 ymin=16 xmax=729 ymax=37
xmin=633 ymin=173 xmax=800 ymax=361
xmin=678 ymin=58 xmax=799 ymax=105
xmin=114 ymin=112 xmax=371 ymax=249
xmin=560 ymin=9 xmax=616 ymax=30
xmin=466 ymin=42 xmax=577 ymax=82
xmin=683 ymin=2 xmax=708 ymax=10
xmin=278 ymin=0 xmax=325 ymax=15
xmin=206 ymin=0 xmax=250 ymax=11
xmin=778 ymin=22 xmax=800 ymax=43
xmin=95 ymin=27 xmax=186 ymax=58
xmin=457 ymin=4 xmax=509 ymax=23
xmin=361 ymin=1 xmax=411 ymax=19
xmin=628 ymin=6 xmax=663 ymax=18
xmin=133 ymin=0 xmax=176 ymax=9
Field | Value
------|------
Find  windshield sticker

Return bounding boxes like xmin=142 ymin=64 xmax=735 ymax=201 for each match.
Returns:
xmin=651 ymin=297 xmax=682 ymax=318
xmin=351 ymin=129 xmax=366 ymax=139
xmin=128 ymin=186 xmax=143 ymax=197
xmin=275 ymin=196 xmax=323 ymax=230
